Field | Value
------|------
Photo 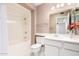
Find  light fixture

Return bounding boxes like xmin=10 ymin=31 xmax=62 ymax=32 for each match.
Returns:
xmin=67 ymin=3 xmax=71 ymax=5
xmin=56 ymin=4 xmax=60 ymax=8
xmin=51 ymin=6 xmax=55 ymax=10
xmin=60 ymin=3 xmax=64 ymax=7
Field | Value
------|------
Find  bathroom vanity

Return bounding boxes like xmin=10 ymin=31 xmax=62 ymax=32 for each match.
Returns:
xmin=44 ymin=34 xmax=79 ymax=56
xmin=36 ymin=33 xmax=79 ymax=56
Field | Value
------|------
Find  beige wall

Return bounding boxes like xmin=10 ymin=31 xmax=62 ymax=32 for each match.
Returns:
xmin=36 ymin=3 xmax=79 ymax=33
xmin=36 ymin=4 xmax=51 ymax=33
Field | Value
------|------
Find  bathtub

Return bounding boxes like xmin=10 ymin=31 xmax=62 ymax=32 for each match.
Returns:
xmin=8 ymin=40 xmax=31 ymax=56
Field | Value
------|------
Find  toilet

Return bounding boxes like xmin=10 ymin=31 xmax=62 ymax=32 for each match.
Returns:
xmin=31 ymin=36 xmax=45 ymax=56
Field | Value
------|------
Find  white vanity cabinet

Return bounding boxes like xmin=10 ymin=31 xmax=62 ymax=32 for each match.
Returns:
xmin=45 ymin=39 xmax=62 ymax=56
xmin=45 ymin=38 xmax=79 ymax=56
xmin=45 ymin=45 xmax=59 ymax=56
xmin=60 ymin=48 xmax=79 ymax=56
xmin=60 ymin=42 xmax=79 ymax=56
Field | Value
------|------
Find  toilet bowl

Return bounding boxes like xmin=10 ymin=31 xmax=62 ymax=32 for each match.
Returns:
xmin=31 ymin=36 xmax=45 ymax=56
xmin=31 ymin=43 xmax=42 ymax=52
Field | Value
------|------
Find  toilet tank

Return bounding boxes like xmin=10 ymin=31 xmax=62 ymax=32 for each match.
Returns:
xmin=36 ymin=36 xmax=45 ymax=45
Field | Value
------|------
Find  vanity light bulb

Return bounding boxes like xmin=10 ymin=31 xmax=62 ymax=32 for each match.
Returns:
xmin=60 ymin=3 xmax=64 ymax=7
xmin=67 ymin=3 xmax=71 ymax=5
xmin=56 ymin=4 xmax=60 ymax=8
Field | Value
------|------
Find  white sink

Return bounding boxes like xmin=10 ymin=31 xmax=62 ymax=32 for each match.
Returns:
xmin=45 ymin=34 xmax=79 ymax=43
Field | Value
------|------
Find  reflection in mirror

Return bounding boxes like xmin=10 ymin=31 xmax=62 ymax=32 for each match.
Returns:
xmin=49 ymin=8 xmax=79 ymax=35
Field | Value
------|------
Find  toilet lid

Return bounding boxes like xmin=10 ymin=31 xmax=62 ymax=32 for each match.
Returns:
xmin=31 ymin=43 xmax=41 ymax=49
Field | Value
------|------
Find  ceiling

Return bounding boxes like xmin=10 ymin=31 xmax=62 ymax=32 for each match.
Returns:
xmin=32 ymin=3 xmax=43 ymax=7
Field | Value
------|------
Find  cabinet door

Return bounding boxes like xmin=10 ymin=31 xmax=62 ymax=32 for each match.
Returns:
xmin=45 ymin=45 xmax=59 ymax=56
xmin=60 ymin=49 xmax=79 ymax=56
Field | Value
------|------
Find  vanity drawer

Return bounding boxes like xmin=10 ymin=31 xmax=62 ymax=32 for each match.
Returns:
xmin=45 ymin=39 xmax=62 ymax=47
xmin=64 ymin=42 xmax=79 ymax=52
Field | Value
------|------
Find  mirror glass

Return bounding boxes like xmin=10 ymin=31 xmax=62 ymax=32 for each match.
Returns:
xmin=49 ymin=8 xmax=79 ymax=35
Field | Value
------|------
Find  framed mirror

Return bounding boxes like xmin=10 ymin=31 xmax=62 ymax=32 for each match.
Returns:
xmin=49 ymin=8 xmax=79 ymax=35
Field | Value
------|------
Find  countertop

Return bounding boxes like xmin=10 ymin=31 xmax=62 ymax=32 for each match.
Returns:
xmin=36 ymin=33 xmax=79 ymax=44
